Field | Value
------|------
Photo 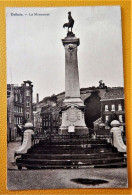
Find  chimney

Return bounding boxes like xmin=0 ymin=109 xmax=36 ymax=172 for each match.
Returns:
xmin=36 ymin=93 xmax=39 ymax=103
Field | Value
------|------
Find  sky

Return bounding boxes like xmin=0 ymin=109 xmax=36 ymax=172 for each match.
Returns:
xmin=6 ymin=6 xmax=124 ymax=102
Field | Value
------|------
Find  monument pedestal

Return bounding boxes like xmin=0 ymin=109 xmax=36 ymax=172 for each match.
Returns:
xmin=59 ymin=101 xmax=88 ymax=135
xmin=59 ymin=33 xmax=88 ymax=135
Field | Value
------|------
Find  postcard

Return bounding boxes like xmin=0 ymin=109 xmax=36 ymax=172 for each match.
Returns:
xmin=6 ymin=6 xmax=128 ymax=190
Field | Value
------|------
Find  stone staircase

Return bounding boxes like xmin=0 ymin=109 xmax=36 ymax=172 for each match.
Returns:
xmin=16 ymin=135 xmax=127 ymax=169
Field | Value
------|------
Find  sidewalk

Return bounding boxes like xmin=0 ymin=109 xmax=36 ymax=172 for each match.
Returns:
xmin=7 ymin=141 xmax=21 ymax=170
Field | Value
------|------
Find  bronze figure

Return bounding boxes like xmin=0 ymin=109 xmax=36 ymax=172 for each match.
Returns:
xmin=63 ymin=12 xmax=74 ymax=32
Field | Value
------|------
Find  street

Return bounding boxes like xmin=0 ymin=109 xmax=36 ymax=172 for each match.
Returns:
xmin=7 ymin=142 xmax=128 ymax=190
xmin=7 ymin=167 xmax=128 ymax=190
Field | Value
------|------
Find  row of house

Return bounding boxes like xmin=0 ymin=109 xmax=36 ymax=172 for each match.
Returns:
xmin=7 ymin=80 xmax=125 ymax=142
xmin=33 ymin=86 xmax=125 ymax=135
xmin=7 ymin=80 xmax=33 ymax=142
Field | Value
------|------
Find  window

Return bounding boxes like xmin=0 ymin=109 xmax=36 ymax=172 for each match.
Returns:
xmin=20 ymin=107 xmax=23 ymax=113
xmin=26 ymin=101 xmax=30 ymax=107
xmin=20 ymin=95 xmax=22 ymax=103
xmin=26 ymin=90 xmax=30 ymax=96
xmin=16 ymin=117 xmax=17 ymax=124
xmin=105 ymin=115 xmax=109 ymax=122
xmin=119 ymin=115 xmax=123 ymax=122
xmin=46 ymin=115 xmax=49 ymax=120
xmin=20 ymin=117 xmax=23 ymax=124
xmin=111 ymin=104 xmax=115 ymax=111
xmin=118 ymin=104 xmax=122 ymax=111
xmin=14 ymin=117 xmax=16 ymax=124
xmin=46 ymin=121 xmax=49 ymax=127
xmin=26 ymin=113 xmax=30 ymax=119
xmin=105 ymin=105 xmax=108 ymax=111
xmin=19 ymin=117 xmax=21 ymax=124
xmin=15 ymin=94 xmax=18 ymax=101
xmin=18 ymin=107 xmax=20 ymax=113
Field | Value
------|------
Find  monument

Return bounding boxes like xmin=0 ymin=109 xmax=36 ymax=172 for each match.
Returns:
xmin=14 ymin=11 xmax=126 ymax=171
xmin=59 ymin=12 xmax=88 ymax=135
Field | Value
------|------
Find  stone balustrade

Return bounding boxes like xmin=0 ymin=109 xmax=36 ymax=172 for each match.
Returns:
xmin=110 ymin=120 xmax=126 ymax=153
xmin=14 ymin=122 xmax=34 ymax=157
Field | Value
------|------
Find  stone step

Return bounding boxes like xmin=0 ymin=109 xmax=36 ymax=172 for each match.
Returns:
xmin=17 ymin=161 xmax=127 ymax=169
xmin=39 ymin=134 xmax=90 ymax=140
xmin=38 ymin=139 xmax=108 ymax=145
xmin=16 ymin=157 xmax=125 ymax=167
xmin=30 ymin=143 xmax=116 ymax=150
xmin=22 ymin=152 xmax=124 ymax=160
xmin=33 ymin=143 xmax=110 ymax=148
xmin=15 ymin=137 xmax=126 ymax=169
xmin=28 ymin=147 xmax=117 ymax=154
xmin=31 ymin=144 xmax=111 ymax=151
xmin=94 ymin=162 xmax=127 ymax=168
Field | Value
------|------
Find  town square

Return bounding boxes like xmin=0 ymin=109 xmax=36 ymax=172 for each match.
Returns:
xmin=6 ymin=6 xmax=128 ymax=190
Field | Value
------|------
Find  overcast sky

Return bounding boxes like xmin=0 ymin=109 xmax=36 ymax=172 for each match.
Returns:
xmin=6 ymin=6 xmax=124 ymax=102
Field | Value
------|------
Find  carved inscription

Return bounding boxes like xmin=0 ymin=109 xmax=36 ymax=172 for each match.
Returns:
xmin=67 ymin=107 xmax=80 ymax=122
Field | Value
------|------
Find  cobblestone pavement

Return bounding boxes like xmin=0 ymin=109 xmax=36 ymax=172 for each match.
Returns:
xmin=7 ymin=168 xmax=128 ymax=190
xmin=7 ymin=142 xmax=128 ymax=190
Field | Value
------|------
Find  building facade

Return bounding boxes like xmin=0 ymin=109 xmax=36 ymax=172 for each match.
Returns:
xmin=41 ymin=105 xmax=61 ymax=134
xmin=101 ymin=87 xmax=125 ymax=129
xmin=22 ymin=80 xmax=33 ymax=123
xmin=7 ymin=80 xmax=33 ymax=142
xmin=33 ymin=110 xmax=42 ymax=133
xmin=32 ymin=86 xmax=125 ymax=136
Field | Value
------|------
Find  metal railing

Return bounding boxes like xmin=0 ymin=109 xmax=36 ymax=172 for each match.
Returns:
xmin=31 ymin=129 xmax=114 ymax=147
xmin=31 ymin=132 xmax=90 ymax=147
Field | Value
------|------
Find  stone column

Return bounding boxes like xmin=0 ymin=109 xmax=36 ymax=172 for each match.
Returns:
xmin=63 ymin=37 xmax=80 ymax=98
xmin=59 ymin=33 xmax=88 ymax=135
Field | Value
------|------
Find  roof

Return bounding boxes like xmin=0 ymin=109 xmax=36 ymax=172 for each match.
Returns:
xmin=101 ymin=88 xmax=124 ymax=101
xmin=41 ymin=104 xmax=60 ymax=113
xmin=93 ymin=117 xmax=102 ymax=124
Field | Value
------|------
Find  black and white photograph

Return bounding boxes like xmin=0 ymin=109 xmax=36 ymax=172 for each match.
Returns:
xmin=6 ymin=6 xmax=128 ymax=190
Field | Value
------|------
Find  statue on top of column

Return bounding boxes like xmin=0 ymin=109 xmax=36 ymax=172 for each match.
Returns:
xmin=63 ymin=12 xmax=75 ymax=36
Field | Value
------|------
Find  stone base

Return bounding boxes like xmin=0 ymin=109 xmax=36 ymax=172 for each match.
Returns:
xmin=63 ymin=97 xmax=84 ymax=107
xmin=58 ymin=126 xmax=89 ymax=135
xmin=67 ymin=31 xmax=75 ymax=37
xmin=59 ymin=103 xmax=88 ymax=135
